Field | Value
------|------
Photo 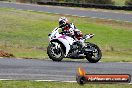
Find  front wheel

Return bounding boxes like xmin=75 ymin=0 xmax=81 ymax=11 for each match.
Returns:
xmin=47 ymin=42 xmax=64 ymax=61
xmin=85 ymin=43 xmax=102 ymax=63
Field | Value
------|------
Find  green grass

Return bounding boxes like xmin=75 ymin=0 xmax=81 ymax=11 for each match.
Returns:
xmin=0 ymin=81 xmax=131 ymax=88
xmin=113 ymin=0 xmax=126 ymax=6
xmin=0 ymin=8 xmax=132 ymax=62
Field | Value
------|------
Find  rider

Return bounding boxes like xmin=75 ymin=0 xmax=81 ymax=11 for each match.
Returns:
xmin=58 ymin=17 xmax=84 ymax=46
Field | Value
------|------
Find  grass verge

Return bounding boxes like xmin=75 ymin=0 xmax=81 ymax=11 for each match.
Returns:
xmin=0 ymin=81 xmax=131 ymax=88
xmin=0 ymin=7 xmax=132 ymax=62
xmin=113 ymin=0 xmax=126 ymax=6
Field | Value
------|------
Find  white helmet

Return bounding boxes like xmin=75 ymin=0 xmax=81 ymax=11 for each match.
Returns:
xmin=59 ymin=17 xmax=68 ymax=26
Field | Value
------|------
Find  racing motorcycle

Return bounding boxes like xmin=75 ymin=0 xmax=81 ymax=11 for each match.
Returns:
xmin=47 ymin=27 xmax=102 ymax=63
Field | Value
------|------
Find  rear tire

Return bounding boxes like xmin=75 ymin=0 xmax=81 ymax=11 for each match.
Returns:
xmin=85 ymin=43 xmax=102 ymax=63
xmin=47 ymin=42 xmax=64 ymax=61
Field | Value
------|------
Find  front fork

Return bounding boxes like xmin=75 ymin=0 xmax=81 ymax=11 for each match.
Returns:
xmin=51 ymin=42 xmax=60 ymax=49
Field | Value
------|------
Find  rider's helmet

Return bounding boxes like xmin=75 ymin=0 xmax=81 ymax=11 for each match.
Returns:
xmin=59 ymin=17 xmax=69 ymax=26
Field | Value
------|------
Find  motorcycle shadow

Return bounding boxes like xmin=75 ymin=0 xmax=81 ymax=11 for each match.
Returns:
xmin=50 ymin=59 xmax=92 ymax=63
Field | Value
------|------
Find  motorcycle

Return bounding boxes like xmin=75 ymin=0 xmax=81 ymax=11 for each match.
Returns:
xmin=47 ymin=27 xmax=102 ymax=63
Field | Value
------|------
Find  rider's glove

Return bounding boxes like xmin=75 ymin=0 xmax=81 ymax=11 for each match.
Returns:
xmin=84 ymin=34 xmax=94 ymax=39
xmin=88 ymin=34 xmax=94 ymax=38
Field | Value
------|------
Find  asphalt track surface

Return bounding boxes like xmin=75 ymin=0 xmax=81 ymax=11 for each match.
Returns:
xmin=0 ymin=2 xmax=132 ymax=22
xmin=0 ymin=58 xmax=132 ymax=83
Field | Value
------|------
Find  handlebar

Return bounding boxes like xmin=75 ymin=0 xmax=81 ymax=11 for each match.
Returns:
xmin=83 ymin=34 xmax=94 ymax=40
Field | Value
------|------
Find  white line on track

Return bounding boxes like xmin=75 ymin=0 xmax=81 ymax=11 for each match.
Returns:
xmin=0 ymin=79 xmax=77 ymax=82
xmin=0 ymin=79 xmax=13 ymax=81
xmin=35 ymin=80 xmax=76 ymax=83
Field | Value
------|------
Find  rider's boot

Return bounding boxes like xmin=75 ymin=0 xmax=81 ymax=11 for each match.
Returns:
xmin=76 ymin=39 xmax=85 ymax=55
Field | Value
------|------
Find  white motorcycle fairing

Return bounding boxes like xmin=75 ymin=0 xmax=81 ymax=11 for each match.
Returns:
xmin=59 ymin=35 xmax=76 ymax=56
xmin=49 ymin=27 xmax=75 ymax=57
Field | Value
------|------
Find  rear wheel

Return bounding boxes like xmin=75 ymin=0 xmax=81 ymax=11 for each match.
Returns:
xmin=47 ymin=42 xmax=64 ymax=61
xmin=85 ymin=43 xmax=102 ymax=63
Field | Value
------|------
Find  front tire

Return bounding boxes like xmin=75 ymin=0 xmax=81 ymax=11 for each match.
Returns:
xmin=85 ymin=43 xmax=102 ymax=63
xmin=47 ymin=42 xmax=64 ymax=61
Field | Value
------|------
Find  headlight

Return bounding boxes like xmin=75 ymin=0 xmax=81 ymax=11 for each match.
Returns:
xmin=48 ymin=33 xmax=51 ymax=36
